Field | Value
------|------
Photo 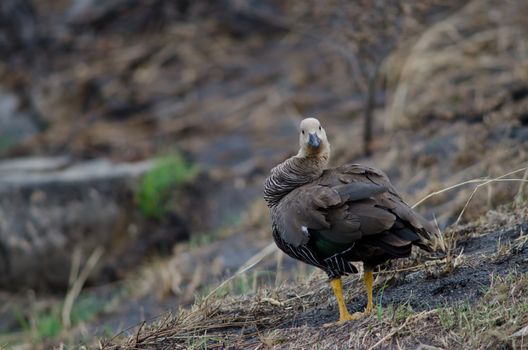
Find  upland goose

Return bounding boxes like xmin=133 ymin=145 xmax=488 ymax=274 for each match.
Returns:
xmin=264 ymin=118 xmax=436 ymax=324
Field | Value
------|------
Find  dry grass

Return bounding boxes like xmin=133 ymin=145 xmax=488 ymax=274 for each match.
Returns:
xmin=385 ymin=0 xmax=528 ymax=128
xmin=62 ymin=247 xmax=104 ymax=329
xmin=132 ymin=200 xmax=275 ymax=303
xmin=102 ymin=204 xmax=528 ymax=349
xmin=102 ymin=269 xmax=528 ymax=350
xmin=374 ymin=0 xmax=528 ymax=229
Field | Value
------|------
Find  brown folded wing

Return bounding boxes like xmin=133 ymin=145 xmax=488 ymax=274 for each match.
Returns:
xmin=275 ymin=164 xmax=434 ymax=249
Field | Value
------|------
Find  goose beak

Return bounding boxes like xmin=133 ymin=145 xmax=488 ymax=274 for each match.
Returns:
xmin=308 ymin=132 xmax=321 ymax=148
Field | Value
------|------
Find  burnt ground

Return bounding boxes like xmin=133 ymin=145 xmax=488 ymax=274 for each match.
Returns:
xmin=380 ymin=223 xmax=528 ymax=312
xmin=103 ymin=207 xmax=528 ymax=350
xmin=273 ymin=220 xmax=528 ymax=330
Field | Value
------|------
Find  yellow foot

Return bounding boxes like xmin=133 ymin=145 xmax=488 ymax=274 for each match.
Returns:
xmin=338 ymin=311 xmax=364 ymax=323
xmin=324 ymin=311 xmax=371 ymax=327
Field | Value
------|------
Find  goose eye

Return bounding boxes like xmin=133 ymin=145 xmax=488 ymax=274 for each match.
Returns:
xmin=301 ymin=130 xmax=305 ymax=135
xmin=319 ymin=126 xmax=321 ymax=130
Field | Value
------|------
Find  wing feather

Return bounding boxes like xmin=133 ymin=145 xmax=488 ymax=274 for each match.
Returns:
xmin=274 ymin=164 xmax=434 ymax=251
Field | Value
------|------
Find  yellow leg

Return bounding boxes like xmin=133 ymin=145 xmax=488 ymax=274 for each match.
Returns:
xmin=330 ymin=278 xmax=353 ymax=323
xmin=326 ymin=277 xmax=365 ymax=325
xmin=326 ymin=274 xmax=375 ymax=326
xmin=364 ymin=270 xmax=374 ymax=314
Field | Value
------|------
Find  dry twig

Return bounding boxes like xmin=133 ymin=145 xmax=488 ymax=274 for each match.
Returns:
xmin=62 ymin=247 xmax=104 ymax=329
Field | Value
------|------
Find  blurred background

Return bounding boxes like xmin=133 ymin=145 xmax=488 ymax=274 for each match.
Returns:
xmin=0 ymin=0 xmax=527 ymax=347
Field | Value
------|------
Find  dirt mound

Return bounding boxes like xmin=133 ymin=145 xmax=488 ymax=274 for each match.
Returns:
xmin=386 ymin=0 xmax=528 ymax=128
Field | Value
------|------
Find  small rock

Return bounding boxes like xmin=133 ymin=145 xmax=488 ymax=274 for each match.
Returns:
xmin=0 ymin=157 xmax=159 ymax=290
xmin=0 ymin=89 xmax=40 ymax=150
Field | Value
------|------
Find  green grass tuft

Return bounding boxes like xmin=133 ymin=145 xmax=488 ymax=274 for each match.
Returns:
xmin=376 ymin=282 xmax=388 ymax=322
xmin=137 ymin=153 xmax=198 ymax=219
xmin=7 ymin=294 xmax=107 ymax=343
xmin=34 ymin=310 xmax=62 ymax=339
